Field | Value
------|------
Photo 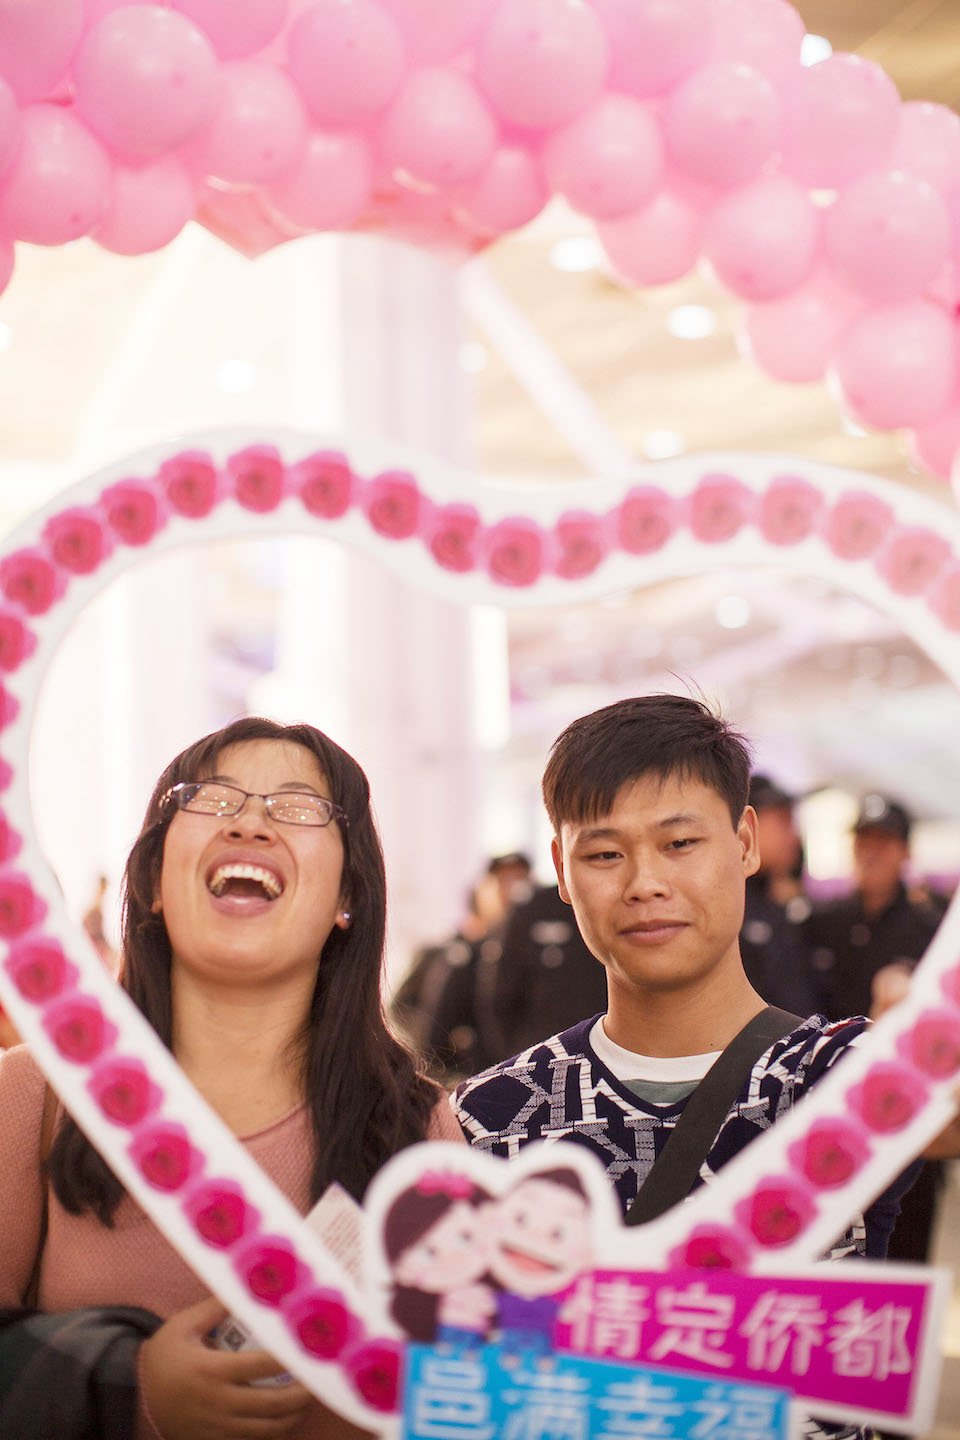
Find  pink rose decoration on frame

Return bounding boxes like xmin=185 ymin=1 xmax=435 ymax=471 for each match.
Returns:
xmin=363 ymin=470 xmax=423 ymax=540
xmin=294 ymin=451 xmax=355 ymax=520
xmin=849 ymin=1061 xmax=928 ymax=1133
xmin=227 ymin=446 xmax=288 ymax=513
xmin=669 ymin=1224 xmax=750 ymax=1271
xmin=875 ymin=526 xmax=951 ymax=597
xmin=88 ymin=1055 xmax=162 ymax=1127
xmin=483 ymin=517 xmax=545 ymax=587
xmin=158 ymin=451 xmax=222 ymax=518
xmin=0 ymin=548 xmax=66 ymax=616
xmin=822 ymin=490 xmax=894 ymax=561
xmin=287 ymin=1288 xmax=361 ymax=1361
xmin=900 ymin=1009 xmax=960 ymax=1081
xmin=0 ymin=871 xmax=47 ymax=939
xmin=0 ymin=813 xmax=22 ymax=863
xmin=236 ymin=1236 xmax=307 ymax=1307
xmin=4 ymin=935 xmax=77 ymax=1002
xmin=130 ymin=1122 xmax=204 ymax=1193
xmin=42 ymin=506 xmax=112 ymax=575
xmin=343 ymin=1338 xmax=404 ymax=1414
xmin=615 ymin=486 xmax=678 ymax=555
xmin=0 ymin=684 xmax=19 ymax=732
xmin=0 ymin=610 xmax=37 ymax=672
xmin=928 ymin=565 xmax=960 ymax=632
xmin=185 ymin=1179 xmax=261 ymax=1249
xmin=43 ymin=992 xmax=118 ymax=1064
xmin=788 ymin=1117 xmax=870 ymax=1190
xmin=735 ymin=1176 xmax=816 ymax=1247
xmin=424 ymin=502 xmax=481 ymax=574
xmin=758 ymin=476 xmax=824 ymax=546
xmin=101 ymin=480 xmax=167 ymax=547
xmin=689 ymin=474 xmax=755 ymax=544
xmin=553 ymin=509 xmax=610 ymax=580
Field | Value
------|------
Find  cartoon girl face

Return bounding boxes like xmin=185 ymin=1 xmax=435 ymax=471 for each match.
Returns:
xmin=393 ymin=1198 xmax=493 ymax=1294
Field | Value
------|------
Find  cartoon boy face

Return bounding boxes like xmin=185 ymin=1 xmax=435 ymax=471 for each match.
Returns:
xmin=393 ymin=1199 xmax=493 ymax=1294
xmin=490 ymin=1174 xmax=592 ymax=1298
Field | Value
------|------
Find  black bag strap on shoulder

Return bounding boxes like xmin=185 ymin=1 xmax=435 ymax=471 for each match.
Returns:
xmin=624 ymin=1005 xmax=802 ymax=1227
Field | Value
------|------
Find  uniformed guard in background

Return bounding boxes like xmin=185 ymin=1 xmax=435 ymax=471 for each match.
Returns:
xmin=808 ymin=793 xmax=950 ymax=1266
xmin=739 ymin=774 xmax=824 ymax=1016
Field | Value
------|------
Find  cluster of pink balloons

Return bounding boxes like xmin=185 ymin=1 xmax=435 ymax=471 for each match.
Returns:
xmin=1 ymin=0 xmax=959 ymax=480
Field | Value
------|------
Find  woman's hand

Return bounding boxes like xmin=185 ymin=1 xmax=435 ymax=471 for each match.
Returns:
xmin=139 ymin=1296 xmax=314 ymax=1439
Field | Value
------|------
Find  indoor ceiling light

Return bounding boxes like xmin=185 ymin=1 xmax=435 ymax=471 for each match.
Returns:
xmin=666 ymin=304 xmax=717 ymax=340
xmin=549 ymin=236 xmax=604 ymax=273
xmin=801 ymin=34 xmax=833 ymax=66
xmin=642 ymin=429 xmax=686 ymax=459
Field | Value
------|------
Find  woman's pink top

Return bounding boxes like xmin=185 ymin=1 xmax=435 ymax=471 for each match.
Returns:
xmin=0 ymin=1044 xmax=464 ymax=1438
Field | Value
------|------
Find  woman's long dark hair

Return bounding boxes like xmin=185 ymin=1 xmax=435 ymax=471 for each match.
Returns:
xmin=49 ymin=716 xmax=437 ymax=1223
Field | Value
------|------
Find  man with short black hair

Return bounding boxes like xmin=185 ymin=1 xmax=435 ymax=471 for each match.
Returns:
xmin=453 ymin=696 xmax=930 ymax=1440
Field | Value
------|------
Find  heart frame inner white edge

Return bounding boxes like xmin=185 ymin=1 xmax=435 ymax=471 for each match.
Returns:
xmin=2 ymin=429 xmax=960 ymax=1431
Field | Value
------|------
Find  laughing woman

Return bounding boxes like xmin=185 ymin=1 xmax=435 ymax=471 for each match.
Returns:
xmin=0 ymin=716 xmax=463 ymax=1439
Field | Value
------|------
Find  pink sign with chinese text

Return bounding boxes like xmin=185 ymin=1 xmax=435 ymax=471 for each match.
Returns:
xmin=556 ymin=1261 xmax=950 ymax=1432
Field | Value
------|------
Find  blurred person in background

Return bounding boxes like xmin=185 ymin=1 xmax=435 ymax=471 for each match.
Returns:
xmin=390 ymin=852 xmax=532 ymax=1083
xmin=809 ymin=793 xmax=947 ymax=1265
xmin=489 ymin=879 xmax=608 ymax=1060
xmin=739 ymin=774 xmax=824 ymax=1016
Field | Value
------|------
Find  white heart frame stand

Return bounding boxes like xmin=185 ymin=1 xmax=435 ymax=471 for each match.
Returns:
xmin=2 ymin=429 xmax=960 ymax=1431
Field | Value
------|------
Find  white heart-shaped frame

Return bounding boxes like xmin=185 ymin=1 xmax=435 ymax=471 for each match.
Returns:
xmin=2 ymin=430 xmax=960 ymax=1431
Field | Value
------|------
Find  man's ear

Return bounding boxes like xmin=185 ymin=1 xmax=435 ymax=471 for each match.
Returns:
xmin=551 ymin=836 xmax=572 ymax=905
xmin=739 ymin=805 xmax=761 ymax=879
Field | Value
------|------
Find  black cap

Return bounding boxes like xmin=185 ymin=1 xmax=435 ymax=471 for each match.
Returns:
xmin=487 ymin=851 xmax=532 ymax=874
xmin=852 ymin=794 xmax=911 ymax=842
xmin=748 ymin=774 xmax=795 ymax=811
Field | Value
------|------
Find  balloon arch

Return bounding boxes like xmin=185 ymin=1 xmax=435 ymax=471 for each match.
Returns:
xmin=0 ymin=0 xmax=959 ymax=477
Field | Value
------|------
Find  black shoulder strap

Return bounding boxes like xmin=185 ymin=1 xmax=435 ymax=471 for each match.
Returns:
xmin=624 ymin=1006 xmax=802 ymax=1227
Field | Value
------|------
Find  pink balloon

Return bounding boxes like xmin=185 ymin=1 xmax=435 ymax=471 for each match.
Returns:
xmin=824 ymin=171 xmax=952 ymax=303
xmin=703 ymin=175 xmax=820 ymax=301
xmin=171 ymin=0 xmax=288 ymax=59
xmin=378 ymin=67 xmax=497 ymax=190
xmin=590 ymin=0 xmax=712 ymax=98
xmin=0 ymin=103 xmax=112 ymax=244
xmin=780 ymin=53 xmax=900 ymax=189
xmin=663 ymin=60 xmax=781 ymax=187
xmin=92 ymin=154 xmax=196 ymax=254
xmin=543 ymin=94 xmax=662 ymax=221
xmin=0 ymin=236 xmax=13 ymax=296
xmin=475 ymin=0 xmax=609 ymax=130
xmin=379 ymin=0 xmax=494 ymax=60
xmin=286 ymin=0 xmax=406 ymax=127
xmin=191 ymin=60 xmax=307 ymax=186
xmin=0 ymin=0 xmax=84 ymax=102
xmin=455 ymin=144 xmax=548 ymax=235
xmin=0 ymin=78 xmax=19 ymax=179
xmin=831 ymin=300 xmax=957 ymax=431
xmin=743 ymin=268 xmax=863 ymax=382
xmin=709 ymin=0 xmax=805 ymax=85
xmin=597 ymin=182 xmax=705 ymax=285
xmin=892 ymin=102 xmax=960 ymax=215
xmin=73 ymin=6 xmax=220 ymax=161
xmin=907 ymin=403 xmax=960 ymax=481
xmin=264 ymin=128 xmax=374 ymax=231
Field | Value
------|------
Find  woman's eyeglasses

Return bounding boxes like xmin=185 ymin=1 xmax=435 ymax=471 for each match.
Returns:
xmin=162 ymin=781 xmax=349 ymax=829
